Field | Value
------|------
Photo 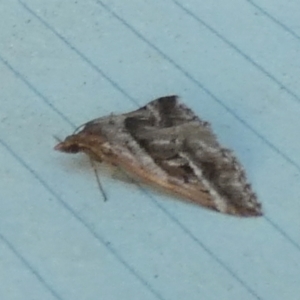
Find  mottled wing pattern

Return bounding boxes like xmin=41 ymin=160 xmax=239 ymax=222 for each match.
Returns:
xmin=122 ymin=96 xmax=261 ymax=216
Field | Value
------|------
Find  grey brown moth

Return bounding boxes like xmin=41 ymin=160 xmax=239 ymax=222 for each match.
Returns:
xmin=55 ymin=95 xmax=262 ymax=217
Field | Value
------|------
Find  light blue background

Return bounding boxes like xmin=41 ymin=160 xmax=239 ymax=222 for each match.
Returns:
xmin=1 ymin=1 xmax=299 ymax=299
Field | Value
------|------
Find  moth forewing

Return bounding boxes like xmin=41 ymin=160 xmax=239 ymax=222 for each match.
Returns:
xmin=55 ymin=95 xmax=262 ymax=217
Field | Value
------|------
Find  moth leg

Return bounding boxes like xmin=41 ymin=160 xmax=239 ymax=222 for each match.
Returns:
xmin=89 ymin=157 xmax=108 ymax=201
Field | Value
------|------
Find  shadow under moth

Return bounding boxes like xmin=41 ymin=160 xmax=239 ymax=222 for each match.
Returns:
xmin=55 ymin=95 xmax=262 ymax=217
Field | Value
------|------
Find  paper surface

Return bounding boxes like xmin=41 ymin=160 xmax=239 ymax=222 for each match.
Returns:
xmin=1 ymin=0 xmax=299 ymax=299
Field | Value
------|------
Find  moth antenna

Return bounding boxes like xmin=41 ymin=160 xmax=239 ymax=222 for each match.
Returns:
xmin=73 ymin=122 xmax=90 ymax=135
xmin=73 ymin=124 xmax=85 ymax=134
xmin=89 ymin=158 xmax=108 ymax=201
xmin=53 ymin=135 xmax=63 ymax=143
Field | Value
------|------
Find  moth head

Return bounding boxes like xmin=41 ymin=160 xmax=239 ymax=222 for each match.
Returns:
xmin=54 ymin=135 xmax=84 ymax=154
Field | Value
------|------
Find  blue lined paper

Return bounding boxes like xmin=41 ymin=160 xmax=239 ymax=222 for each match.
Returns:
xmin=1 ymin=1 xmax=299 ymax=299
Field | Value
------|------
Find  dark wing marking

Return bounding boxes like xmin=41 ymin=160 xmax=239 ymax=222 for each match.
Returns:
xmin=123 ymin=96 xmax=208 ymax=183
xmin=124 ymin=95 xmax=207 ymax=128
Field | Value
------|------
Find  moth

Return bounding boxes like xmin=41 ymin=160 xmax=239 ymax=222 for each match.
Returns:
xmin=55 ymin=95 xmax=262 ymax=217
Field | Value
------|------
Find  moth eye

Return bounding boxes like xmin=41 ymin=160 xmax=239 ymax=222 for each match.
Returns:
xmin=66 ymin=144 xmax=80 ymax=153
